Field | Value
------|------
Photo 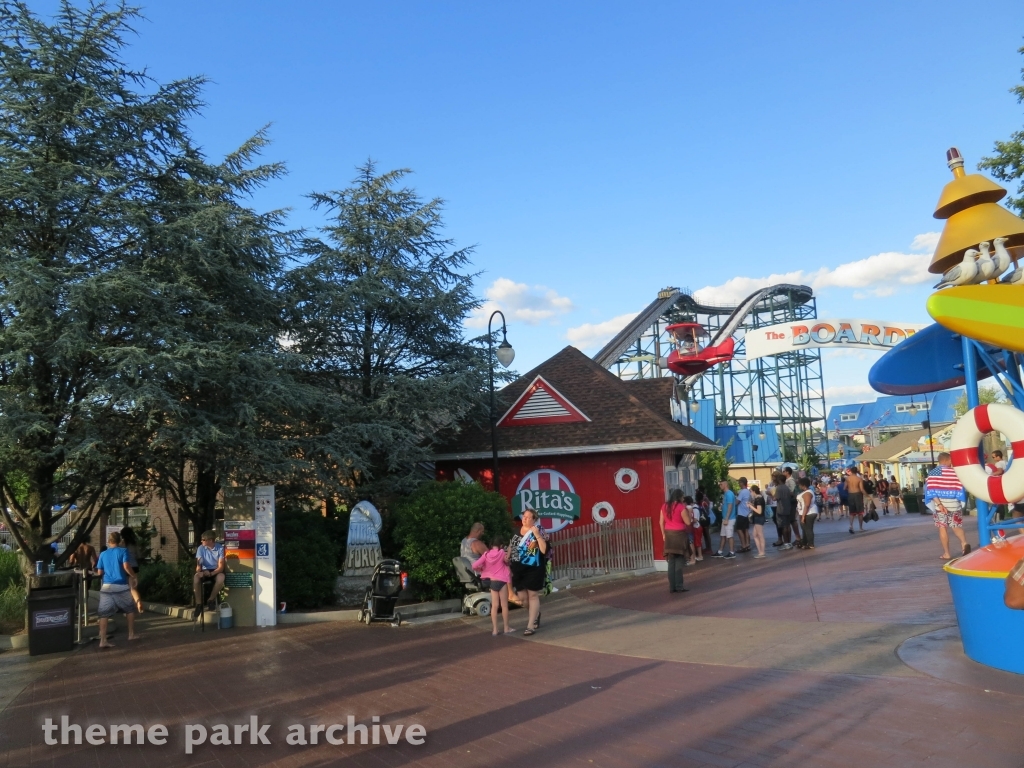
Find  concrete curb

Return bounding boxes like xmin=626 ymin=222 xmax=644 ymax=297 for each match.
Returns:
xmin=550 ymin=568 xmax=656 ymax=589
xmin=0 ymin=633 xmax=28 ymax=651
xmin=139 ymin=598 xmax=464 ymax=625
xmin=281 ymin=599 xmax=463 ymax=624
xmin=142 ymin=601 xmax=196 ymax=620
xmin=278 ymin=609 xmax=360 ymax=624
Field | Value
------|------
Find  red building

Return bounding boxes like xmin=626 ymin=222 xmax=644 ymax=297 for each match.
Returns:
xmin=434 ymin=347 xmax=718 ymax=560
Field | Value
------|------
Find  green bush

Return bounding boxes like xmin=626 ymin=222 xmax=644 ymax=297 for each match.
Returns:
xmin=276 ymin=504 xmax=340 ymax=609
xmin=393 ymin=481 xmax=512 ymax=601
xmin=0 ymin=583 xmax=25 ymax=633
xmin=0 ymin=550 xmax=25 ymax=633
xmin=137 ymin=559 xmax=194 ymax=606
xmin=0 ymin=548 xmax=23 ymax=590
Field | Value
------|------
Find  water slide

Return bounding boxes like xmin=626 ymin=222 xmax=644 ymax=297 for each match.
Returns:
xmin=593 ymin=284 xmax=813 ymax=387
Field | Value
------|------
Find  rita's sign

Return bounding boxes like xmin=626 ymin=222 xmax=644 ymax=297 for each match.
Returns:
xmin=512 ymin=469 xmax=581 ymax=533
xmin=744 ymin=319 xmax=929 ymax=359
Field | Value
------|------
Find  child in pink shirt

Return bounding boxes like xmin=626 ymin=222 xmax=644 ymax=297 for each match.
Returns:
xmin=472 ymin=535 xmax=515 ymax=635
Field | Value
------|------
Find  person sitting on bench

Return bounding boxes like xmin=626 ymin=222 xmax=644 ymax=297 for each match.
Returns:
xmin=194 ymin=531 xmax=225 ymax=610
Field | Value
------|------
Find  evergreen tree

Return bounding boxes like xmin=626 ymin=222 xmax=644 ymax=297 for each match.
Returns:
xmin=0 ymin=1 xmax=332 ymax=560
xmin=282 ymin=164 xmax=488 ymax=505
xmin=0 ymin=1 xmax=210 ymax=563
xmin=126 ymin=132 xmax=321 ymax=552
xmin=980 ymin=44 xmax=1024 ymax=214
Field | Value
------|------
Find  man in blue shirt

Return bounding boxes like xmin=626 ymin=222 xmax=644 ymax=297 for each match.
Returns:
xmin=94 ymin=531 xmax=138 ymax=648
xmin=194 ymin=530 xmax=226 ymax=610
xmin=713 ymin=479 xmax=737 ymax=559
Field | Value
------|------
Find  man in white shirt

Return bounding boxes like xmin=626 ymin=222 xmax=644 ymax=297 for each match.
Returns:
xmin=194 ymin=531 xmax=226 ymax=610
xmin=986 ymin=450 xmax=1007 ymax=477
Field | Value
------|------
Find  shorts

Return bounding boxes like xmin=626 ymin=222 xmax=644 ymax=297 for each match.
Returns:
xmin=933 ymin=507 xmax=963 ymax=529
xmin=97 ymin=587 xmax=136 ymax=618
xmin=510 ymin=563 xmax=546 ymax=593
xmin=751 ymin=513 xmax=766 ymax=526
xmin=720 ymin=519 xmax=735 ymax=538
xmin=848 ymin=492 xmax=864 ymax=514
xmin=735 ymin=516 xmax=750 ymax=532
xmin=488 ymin=580 xmax=507 ymax=592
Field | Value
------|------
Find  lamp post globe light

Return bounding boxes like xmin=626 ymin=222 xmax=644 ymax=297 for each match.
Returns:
xmin=488 ymin=311 xmax=514 ymax=493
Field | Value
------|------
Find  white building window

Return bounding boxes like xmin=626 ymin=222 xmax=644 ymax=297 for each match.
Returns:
xmin=895 ymin=402 xmax=929 ymax=413
xmin=840 ymin=413 xmax=857 ymax=422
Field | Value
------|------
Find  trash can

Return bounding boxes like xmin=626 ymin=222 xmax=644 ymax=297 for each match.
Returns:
xmin=27 ymin=572 xmax=76 ymax=656
xmin=902 ymin=491 xmax=920 ymax=513
xmin=944 ymin=538 xmax=1024 ymax=674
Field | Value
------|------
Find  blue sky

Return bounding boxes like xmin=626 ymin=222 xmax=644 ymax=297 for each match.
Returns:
xmin=33 ymin=0 xmax=1024 ymax=404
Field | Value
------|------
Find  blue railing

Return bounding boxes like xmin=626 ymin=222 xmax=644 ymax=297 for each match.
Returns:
xmin=962 ymin=338 xmax=1024 ymax=546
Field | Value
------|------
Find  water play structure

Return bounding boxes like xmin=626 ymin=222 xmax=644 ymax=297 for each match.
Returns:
xmin=871 ymin=147 xmax=1024 ymax=546
xmin=870 ymin=147 xmax=1024 ymax=674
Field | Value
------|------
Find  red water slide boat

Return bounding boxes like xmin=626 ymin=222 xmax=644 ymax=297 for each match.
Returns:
xmin=664 ymin=322 xmax=736 ymax=376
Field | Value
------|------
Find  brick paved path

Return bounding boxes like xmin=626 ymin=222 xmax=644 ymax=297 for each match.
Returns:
xmin=2 ymin=512 xmax=1022 ymax=768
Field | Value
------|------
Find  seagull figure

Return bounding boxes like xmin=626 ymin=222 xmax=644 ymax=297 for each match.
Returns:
xmin=992 ymin=237 xmax=1013 ymax=279
xmin=973 ymin=241 xmax=996 ymax=282
xmin=934 ymin=249 xmax=980 ymax=289
xmin=1001 ymin=265 xmax=1024 ymax=285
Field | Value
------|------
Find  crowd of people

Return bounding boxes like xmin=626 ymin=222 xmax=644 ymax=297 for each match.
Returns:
xmin=658 ymin=466 xmax=913 ymax=594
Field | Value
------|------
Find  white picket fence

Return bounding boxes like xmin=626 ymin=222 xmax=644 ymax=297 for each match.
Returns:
xmin=547 ymin=517 xmax=654 ymax=581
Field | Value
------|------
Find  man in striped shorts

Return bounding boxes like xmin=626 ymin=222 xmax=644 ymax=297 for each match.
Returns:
xmin=924 ymin=452 xmax=971 ymax=560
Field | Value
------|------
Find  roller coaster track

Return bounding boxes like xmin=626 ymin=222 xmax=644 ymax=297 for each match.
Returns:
xmin=593 ymin=284 xmax=814 ymax=386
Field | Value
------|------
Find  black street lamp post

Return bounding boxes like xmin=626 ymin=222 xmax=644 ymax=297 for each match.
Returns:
xmin=488 ymin=311 xmax=515 ymax=493
xmin=909 ymin=397 xmax=936 ymax=470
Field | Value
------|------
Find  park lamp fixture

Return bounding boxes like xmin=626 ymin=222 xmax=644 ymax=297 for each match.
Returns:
xmin=496 ymin=337 xmax=515 ymax=368
xmin=488 ymin=311 xmax=514 ymax=493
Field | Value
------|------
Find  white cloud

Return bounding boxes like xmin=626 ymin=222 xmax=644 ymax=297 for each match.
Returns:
xmin=467 ymin=278 xmax=573 ymax=328
xmin=693 ymin=234 xmax=936 ymax=305
xmin=824 ymin=384 xmax=877 ymax=406
xmin=911 ymin=232 xmax=941 ymax=252
xmin=565 ymin=312 xmax=639 ymax=351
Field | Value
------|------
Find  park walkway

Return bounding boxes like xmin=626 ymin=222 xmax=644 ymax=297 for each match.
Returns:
xmin=1 ymin=511 xmax=1022 ymax=768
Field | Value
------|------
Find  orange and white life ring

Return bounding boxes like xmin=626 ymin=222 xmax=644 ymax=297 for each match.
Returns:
xmin=949 ymin=403 xmax=1024 ymax=504
xmin=615 ymin=468 xmax=639 ymax=492
xmin=592 ymin=501 xmax=615 ymax=524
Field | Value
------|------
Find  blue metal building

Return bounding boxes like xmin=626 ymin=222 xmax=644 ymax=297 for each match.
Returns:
xmin=826 ymin=389 xmax=963 ymax=438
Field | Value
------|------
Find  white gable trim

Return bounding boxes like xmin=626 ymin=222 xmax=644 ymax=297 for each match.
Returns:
xmin=496 ymin=375 xmax=591 ymax=426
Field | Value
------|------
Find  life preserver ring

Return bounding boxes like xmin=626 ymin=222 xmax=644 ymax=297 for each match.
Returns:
xmin=592 ymin=501 xmax=615 ymax=524
xmin=615 ymin=468 xmax=639 ymax=492
xmin=949 ymin=403 xmax=1024 ymax=504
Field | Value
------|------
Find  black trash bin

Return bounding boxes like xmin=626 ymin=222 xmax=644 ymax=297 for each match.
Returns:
xmin=902 ymin=491 xmax=920 ymax=514
xmin=27 ymin=572 xmax=76 ymax=656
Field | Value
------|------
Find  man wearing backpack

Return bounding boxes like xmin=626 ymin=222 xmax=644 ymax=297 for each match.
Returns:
xmin=863 ymin=475 xmax=876 ymax=521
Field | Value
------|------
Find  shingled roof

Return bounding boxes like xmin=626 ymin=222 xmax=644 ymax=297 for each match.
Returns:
xmin=434 ymin=346 xmax=718 ymax=460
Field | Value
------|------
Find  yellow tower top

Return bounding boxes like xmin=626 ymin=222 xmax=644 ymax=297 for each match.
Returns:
xmin=929 ymin=148 xmax=1024 ymax=274
xmin=933 ymin=148 xmax=1006 ymax=219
